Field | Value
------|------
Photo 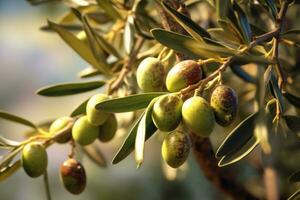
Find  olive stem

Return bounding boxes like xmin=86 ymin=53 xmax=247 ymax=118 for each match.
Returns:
xmin=43 ymin=170 xmax=52 ymax=200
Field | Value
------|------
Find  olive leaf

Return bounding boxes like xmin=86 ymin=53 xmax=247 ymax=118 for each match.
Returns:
xmin=47 ymin=20 xmax=109 ymax=73
xmin=96 ymin=92 xmax=166 ymax=113
xmin=208 ymin=28 xmax=241 ymax=46
xmin=284 ymin=115 xmax=300 ymax=135
xmin=162 ymin=1 xmax=210 ymax=42
xmin=82 ymin=142 xmax=107 ymax=167
xmin=230 ymin=65 xmax=256 ymax=84
xmin=0 ymin=146 xmax=23 ymax=169
xmin=216 ymin=0 xmax=231 ymax=20
xmin=0 ymin=160 xmax=21 ymax=182
xmin=0 ymin=111 xmax=37 ymax=130
xmin=217 ymin=19 xmax=244 ymax=44
xmin=26 ymin=0 xmax=58 ymax=5
xmin=96 ymin=0 xmax=122 ymax=21
xmin=281 ymin=29 xmax=300 ymax=43
xmin=289 ymin=170 xmax=300 ymax=182
xmin=216 ymin=113 xmax=257 ymax=157
xmin=218 ymin=136 xmax=259 ymax=167
xmin=37 ymin=81 xmax=105 ymax=97
xmin=78 ymin=67 xmax=101 ymax=78
xmin=135 ymin=98 xmax=158 ymax=167
xmin=81 ymin=16 xmax=112 ymax=75
xmin=269 ymin=74 xmax=285 ymax=113
xmin=94 ymin=30 xmax=122 ymax=59
xmin=0 ymin=136 xmax=21 ymax=148
xmin=288 ymin=189 xmax=300 ymax=200
xmin=112 ymin=111 xmax=157 ymax=164
xmin=40 ymin=24 xmax=82 ymax=32
xmin=283 ymin=92 xmax=300 ymax=108
xmin=124 ymin=15 xmax=136 ymax=55
xmin=70 ymin=97 xmax=90 ymax=117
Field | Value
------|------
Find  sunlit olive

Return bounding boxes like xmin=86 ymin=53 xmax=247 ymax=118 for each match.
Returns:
xmin=152 ymin=94 xmax=183 ymax=132
xmin=210 ymin=85 xmax=238 ymax=126
xmin=49 ymin=116 xmax=73 ymax=143
xmin=166 ymin=60 xmax=202 ymax=92
xmin=21 ymin=142 xmax=48 ymax=178
xmin=182 ymin=96 xmax=215 ymax=137
xmin=72 ymin=116 xmax=98 ymax=146
xmin=60 ymin=158 xmax=86 ymax=195
xmin=98 ymin=114 xmax=118 ymax=142
xmin=86 ymin=94 xmax=109 ymax=126
xmin=162 ymin=130 xmax=190 ymax=168
xmin=136 ymin=57 xmax=166 ymax=92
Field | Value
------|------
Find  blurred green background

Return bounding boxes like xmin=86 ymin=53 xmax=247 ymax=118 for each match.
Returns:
xmin=0 ymin=1 xmax=222 ymax=199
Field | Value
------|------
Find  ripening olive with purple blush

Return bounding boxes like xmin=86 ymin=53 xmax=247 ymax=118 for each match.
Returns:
xmin=166 ymin=60 xmax=202 ymax=92
xmin=210 ymin=85 xmax=238 ymax=126
xmin=60 ymin=158 xmax=86 ymax=195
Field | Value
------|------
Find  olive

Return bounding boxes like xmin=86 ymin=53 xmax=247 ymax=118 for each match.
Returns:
xmin=166 ymin=60 xmax=202 ymax=92
xmin=98 ymin=114 xmax=118 ymax=142
xmin=21 ymin=142 xmax=48 ymax=178
xmin=49 ymin=116 xmax=73 ymax=143
xmin=72 ymin=116 xmax=98 ymax=146
xmin=182 ymin=96 xmax=215 ymax=137
xmin=210 ymin=85 xmax=238 ymax=126
xmin=152 ymin=94 xmax=183 ymax=132
xmin=86 ymin=94 xmax=109 ymax=126
xmin=136 ymin=57 xmax=166 ymax=92
xmin=161 ymin=130 xmax=190 ymax=168
xmin=60 ymin=158 xmax=86 ymax=195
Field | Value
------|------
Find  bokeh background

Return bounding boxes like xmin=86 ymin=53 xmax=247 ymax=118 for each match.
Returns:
xmin=0 ymin=1 xmax=221 ymax=199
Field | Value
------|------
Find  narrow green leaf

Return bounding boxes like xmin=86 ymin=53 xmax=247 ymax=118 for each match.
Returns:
xmin=96 ymin=92 xmax=166 ymax=113
xmin=230 ymin=65 xmax=256 ymax=84
xmin=0 ymin=136 xmax=21 ymax=147
xmin=37 ymin=81 xmax=105 ymax=97
xmin=283 ymin=92 xmax=300 ymax=108
xmin=270 ymin=74 xmax=285 ymax=113
xmin=208 ymin=28 xmax=241 ymax=46
xmin=135 ymin=98 xmax=158 ymax=167
xmin=70 ymin=97 xmax=90 ymax=117
xmin=284 ymin=115 xmax=300 ymax=134
xmin=96 ymin=0 xmax=122 ymax=20
xmin=217 ymin=19 xmax=244 ymax=43
xmin=0 ymin=111 xmax=37 ymax=130
xmin=0 ymin=160 xmax=21 ymax=182
xmin=112 ymin=111 xmax=157 ymax=164
xmin=162 ymin=1 xmax=210 ymax=41
xmin=94 ymin=31 xmax=122 ymax=59
xmin=216 ymin=113 xmax=257 ymax=157
xmin=81 ymin=16 xmax=111 ymax=74
xmin=47 ymin=20 xmax=108 ymax=73
xmin=82 ymin=142 xmax=107 ymax=167
xmin=124 ymin=15 xmax=136 ymax=55
xmin=289 ymin=170 xmax=300 ymax=182
xmin=216 ymin=0 xmax=230 ymax=20
xmin=288 ymin=189 xmax=300 ymax=200
xmin=26 ymin=0 xmax=58 ymax=5
xmin=78 ymin=67 xmax=101 ymax=78
xmin=0 ymin=146 xmax=23 ymax=169
xmin=218 ymin=136 xmax=259 ymax=167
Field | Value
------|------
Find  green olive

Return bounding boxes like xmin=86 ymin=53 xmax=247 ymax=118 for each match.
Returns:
xmin=60 ymin=158 xmax=86 ymax=195
xmin=182 ymin=96 xmax=215 ymax=137
xmin=98 ymin=114 xmax=118 ymax=142
xmin=136 ymin=57 xmax=166 ymax=92
xmin=162 ymin=130 xmax=190 ymax=168
xmin=72 ymin=116 xmax=98 ymax=146
xmin=166 ymin=60 xmax=202 ymax=92
xmin=49 ymin=116 xmax=73 ymax=143
xmin=86 ymin=94 xmax=109 ymax=126
xmin=152 ymin=94 xmax=183 ymax=132
xmin=21 ymin=142 xmax=48 ymax=178
xmin=210 ymin=85 xmax=238 ymax=126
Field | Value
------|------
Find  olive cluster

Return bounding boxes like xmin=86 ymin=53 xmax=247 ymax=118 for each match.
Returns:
xmin=21 ymin=93 xmax=118 ymax=194
xmin=137 ymin=58 xmax=238 ymax=168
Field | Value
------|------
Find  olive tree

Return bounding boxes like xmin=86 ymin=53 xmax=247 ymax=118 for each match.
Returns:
xmin=1 ymin=0 xmax=300 ymax=199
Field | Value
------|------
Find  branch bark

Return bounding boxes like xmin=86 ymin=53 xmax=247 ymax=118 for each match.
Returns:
xmin=158 ymin=1 xmax=259 ymax=199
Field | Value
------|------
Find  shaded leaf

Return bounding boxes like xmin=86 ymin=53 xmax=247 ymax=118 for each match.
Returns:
xmin=283 ymin=92 xmax=300 ymax=108
xmin=0 ymin=160 xmax=21 ymax=182
xmin=270 ymin=74 xmax=285 ymax=113
xmin=216 ymin=0 xmax=230 ymax=20
xmin=124 ymin=15 xmax=135 ymax=55
xmin=162 ymin=1 xmax=210 ymax=41
xmin=288 ymin=189 xmax=300 ymax=200
xmin=230 ymin=65 xmax=256 ymax=84
xmin=112 ymin=111 xmax=157 ymax=164
xmin=0 ymin=111 xmax=37 ymax=130
xmin=218 ymin=136 xmax=259 ymax=167
xmin=135 ymin=98 xmax=158 ymax=167
xmin=96 ymin=92 xmax=166 ymax=113
xmin=37 ymin=81 xmax=105 ymax=97
xmin=208 ymin=28 xmax=240 ymax=46
xmin=0 ymin=146 xmax=23 ymax=169
xmin=218 ymin=19 xmax=244 ymax=44
xmin=284 ymin=115 xmax=300 ymax=134
xmin=78 ymin=67 xmax=101 ymax=78
xmin=289 ymin=170 xmax=300 ymax=182
xmin=216 ymin=113 xmax=257 ymax=157
xmin=82 ymin=142 xmax=107 ymax=167
xmin=70 ymin=97 xmax=90 ymax=117
xmin=26 ymin=0 xmax=59 ymax=5
xmin=94 ymin=31 xmax=122 ymax=59
xmin=0 ymin=136 xmax=21 ymax=148
xmin=47 ymin=20 xmax=108 ymax=73
xmin=281 ymin=29 xmax=300 ymax=43
xmin=96 ymin=0 xmax=122 ymax=21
